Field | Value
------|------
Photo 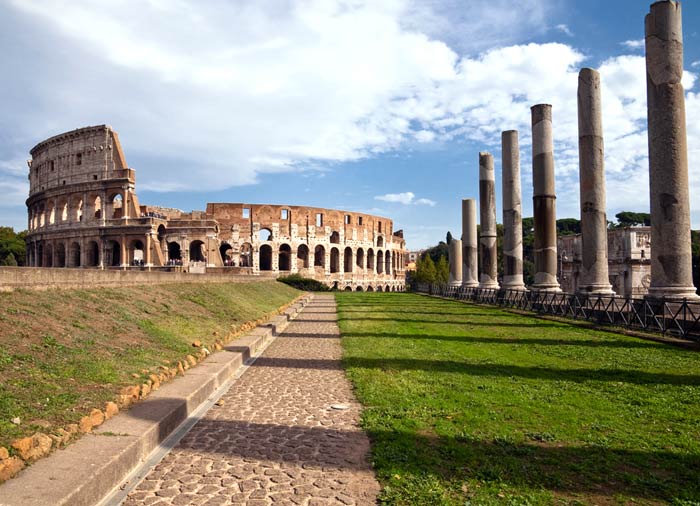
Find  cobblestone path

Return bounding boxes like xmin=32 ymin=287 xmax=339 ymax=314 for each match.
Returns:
xmin=123 ymin=294 xmax=380 ymax=506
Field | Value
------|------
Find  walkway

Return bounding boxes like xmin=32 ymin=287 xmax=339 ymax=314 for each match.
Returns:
xmin=122 ymin=294 xmax=380 ymax=506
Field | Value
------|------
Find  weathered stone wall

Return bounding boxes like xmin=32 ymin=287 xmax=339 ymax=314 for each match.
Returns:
xmin=0 ymin=267 xmax=270 ymax=292
xmin=24 ymin=126 xmax=407 ymax=292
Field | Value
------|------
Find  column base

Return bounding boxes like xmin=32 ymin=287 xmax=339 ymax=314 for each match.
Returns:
xmin=530 ymin=284 xmax=562 ymax=293
xmin=478 ymin=282 xmax=500 ymax=290
xmin=577 ymin=285 xmax=615 ymax=296
xmin=449 ymin=281 xmax=463 ymax=288
xmin=461 ymin=282 xmax=479 ymax=288
xmin=501 ymin=283 xmax=528 ymax=291
xmin=645 ymin=286 xmax=700 ymax=301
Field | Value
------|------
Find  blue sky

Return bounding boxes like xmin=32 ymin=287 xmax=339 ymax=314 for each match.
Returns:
xmin=1 ymin=0 xmax=699 ymax=249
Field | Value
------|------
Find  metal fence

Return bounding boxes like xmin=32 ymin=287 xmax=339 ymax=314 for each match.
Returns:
xmin=414 ymin=283 xmax=700 ymax=341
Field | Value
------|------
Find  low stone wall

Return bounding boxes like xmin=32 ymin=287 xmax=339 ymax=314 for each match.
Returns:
xmin=0 ymin=267 xmax=275 ymax=292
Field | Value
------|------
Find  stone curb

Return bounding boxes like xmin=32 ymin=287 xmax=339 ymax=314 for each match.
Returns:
xmin=0 ymin=293 xmax=313 ymax=506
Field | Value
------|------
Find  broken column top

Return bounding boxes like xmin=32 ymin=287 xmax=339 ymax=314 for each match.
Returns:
xmin=531 ymin=104 xmax=552 ymax=124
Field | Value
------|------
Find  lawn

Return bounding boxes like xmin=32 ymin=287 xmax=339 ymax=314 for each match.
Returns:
xmin=336 ymin=292 xmax=700 ymax=506
xmin=0 ymin=281 xmax=299 ymax=449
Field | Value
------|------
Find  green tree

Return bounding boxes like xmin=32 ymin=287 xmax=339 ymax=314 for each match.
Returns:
xmin=419 ymin=255 xmax=437 ymax=283
xmin=436 ymin=255 xmax=449 ymax=284
xmin=0 ymin=227 xmax=26 ymax=266
xmin=557 ymin=218 xmax=581 ymax=236
xmin=614 ymin=211 xmax=651 ymax=227
xmin=446 ymin=231 xmax=453 ymax=245
xmin=2 ymin=253 xmax=18 ymax=266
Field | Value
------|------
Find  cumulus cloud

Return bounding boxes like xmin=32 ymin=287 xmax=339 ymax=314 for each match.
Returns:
xmin=375 ymin=192 xmax=435 ymax=206
xmin=621 ymin=39 xmax=645 ymax=50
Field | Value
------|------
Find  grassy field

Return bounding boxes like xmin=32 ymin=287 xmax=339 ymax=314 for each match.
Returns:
xmin=336 ymin=292 xmax=700 ymax=506
xmin=0 ymin=281 xmax=299 ymax=449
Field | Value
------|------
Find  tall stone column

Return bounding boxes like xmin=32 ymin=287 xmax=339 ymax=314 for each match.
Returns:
xmin=501 ymin=131 xmax=527 ymax=290
xmin=449 ymin=239 xmax=463 ymax=287
xmin=645 ymin=0 xmax=698 ymax=299
xmin=461 ymin=199 xmax=479 ymax=287
xmin=531 ymin=104 xmax=561 ymax=292
xmin=578 ymin=68 xmax=615 ymax=295
xmin=479 ymin=152 xmax=499 ymax=289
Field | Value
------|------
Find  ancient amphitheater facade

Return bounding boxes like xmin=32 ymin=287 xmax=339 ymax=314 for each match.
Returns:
xmin=24 ymin=125 xmax=407 ymax=291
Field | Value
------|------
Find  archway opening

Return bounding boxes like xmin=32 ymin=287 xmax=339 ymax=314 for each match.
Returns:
xmin=367 ymin=248 xmax=375 ymax=272
xmin=343 ymin=247 xmax=353 ymax=273
xmin=87 ymin=241 xmax=99 ymax=267
xmin=297 ymin=244 xmax=309 ymax=269
xmin=279 ymin=244 xmax=292 ymax=271
xmin=377 ymin=236 xmax=384 ymax=248
xmin=189 ymin=240 xmax=206 ymax=262
xmin=355 ymin=286 xmax=364 ymax=292
xmin=258 ymin=228 xmax=272 ymax=242
xmin=220 ymin=243 xmax=233 ymax=266
xmin=56 ymin=243 xmax=66 ymax=267
xmin=110 ymin=194 xmax=123 ymax=219
xmin=168 ymin=242 xmax=182 ymax=263
xmin=314 ymin=245 xmax=325 ymax=267
xmin=377 ymin=250 xmax=384 ymax=274
xmin=356 ymin=248 xmax=365 ymax=270
xmin=106 ymin=240 xmax=121 ymax=267
xmin=367 ymin=286 xmax=374 ymax=292
xmin=69 ymin=242 xmax=81 ymax=268
xmin=344 ymin=286 xmax=352 ymax=291
xmin=131 ymin=240 xmax=145 ymax=265
xmin=240 ymin=243 xmax=252 ymax=267
xmin=330 ymin=231 xmax=340 ymax=244
xmin=260 ymin=244 xmax=273 ymax=271
xmin=330 ymin=248 xmax=340 ymax=273
xmin=44 ymin=243 xmax=53 ymax=267
xmin=385 ymin=253 xmax=391 ymax=274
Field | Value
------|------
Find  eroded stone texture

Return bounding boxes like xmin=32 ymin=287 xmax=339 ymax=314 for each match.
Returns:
xmin=501 ymin=131 xmax=527 ymax=291
xmin=645 ymin=0 xmax=698 ymax=299
xmin=449 ymin=239 xmax=463 ymax=287
xmin=461 ymin=199 xmax=479 ymax=288
xmin=478 ymin=153 xmax=499 ymax=289
xmin=577 ymin=68 xmax=615 ymax=295
xmin=531 ymin=105 xmax=561 ymax=292
xmin=123 ymin=295 xmax=380 ymax=506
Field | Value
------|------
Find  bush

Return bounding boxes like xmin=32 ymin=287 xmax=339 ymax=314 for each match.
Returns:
xmin=277 ymin=274 xmax=330 ymax=292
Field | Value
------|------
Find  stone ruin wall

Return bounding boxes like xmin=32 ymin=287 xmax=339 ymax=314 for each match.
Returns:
xmin=23 ymin=125 xmax=407 ymax=292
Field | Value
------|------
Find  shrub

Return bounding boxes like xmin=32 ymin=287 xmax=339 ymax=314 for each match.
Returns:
xmin=277 ymin=274 xmax=330 ymax=291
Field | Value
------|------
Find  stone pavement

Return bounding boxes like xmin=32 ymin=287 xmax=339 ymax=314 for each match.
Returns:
xmin=122 ymin=294 xmax=380 ymax=506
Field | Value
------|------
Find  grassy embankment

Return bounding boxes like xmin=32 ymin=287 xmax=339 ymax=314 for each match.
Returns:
xmin=336 ymin=292 xmax=700 ymax=506
xmin=0 ymin=281 xmax=300 ymax=449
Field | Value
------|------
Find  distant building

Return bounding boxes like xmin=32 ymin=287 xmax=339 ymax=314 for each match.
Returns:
xmin=405 ymin=250 xmax=424 ymax=271
xmin=557 ymin=227 xmax=651 ymax=297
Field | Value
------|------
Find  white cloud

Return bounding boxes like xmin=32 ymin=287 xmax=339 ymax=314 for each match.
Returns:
xmin=692 ymin=61 xmax=700 ymax=68
xmin=375 ymin=192 xmax=435 ymax=206
xmin=555 ymin=24 xmax=573 ymax=37
xmin=621 ymin=39 xmax=645 ymax=50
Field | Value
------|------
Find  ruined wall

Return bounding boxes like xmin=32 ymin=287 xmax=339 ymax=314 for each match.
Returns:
xmin=24 ymin=127 xmax=407 ymax=292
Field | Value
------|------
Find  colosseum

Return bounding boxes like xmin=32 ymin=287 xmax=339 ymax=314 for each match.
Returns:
xmin=24 ymin=125 xmax=407 ymax=291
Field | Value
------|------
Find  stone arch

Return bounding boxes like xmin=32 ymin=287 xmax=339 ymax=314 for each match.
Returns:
xmin=314 ymin=245 xmax=325 ymax=267
xmin=385 ymin=285 xmax=390 ymax=292
xmin=130 ymin=239 xmax=145 ymax=265
xmin=189 ymin=240 xmax=206 ymax=262
xmin=330 ymin=247 xmax=340 ymax=273
xmin=220 ymin=242 xmax=234 ymax=266
xmin=60 ymin=200 xmax=69 ymax=222
xmin=93 ymin=195 xmax=102 ymax=220
xmin=367 ymin=285 xmax=374 ymax=292
xmin=297 ymin=244 xmax=309 ymax=269
xmin=343 ymin=247 xmax=353 ymax=273
xmin=367 ymin=248 xmax=375 ymax=272
xmin=258 ymin=228 xmax=273 ymax=242
xmin=157 ymin=225 xmax=166 ymax=243
xmin=355 ymin=286 xmax=364 ymax=292
xmin=55 ymin=242 xmax=66 ymax=267
xmin=385 ymin=252 xmax=391 ymax=274
xmin=356 ymin=248 xmax=365 ymax=270
xmin=73 ymin=197 xmax=84 ymax=223
xmin=259 ymin=244 xmax=273 ymax=271
xmin=168 ymin=242 xmax=182 ymax=261
xmin=105 ymin=240 xmax=121 ymax=267
xmin=377 ymin=250 xmax=384 ymax=274
xmin=377 ymin=236 xmax=384 ymax=248
xmin=68 ymin=241 xmax=81 ymax=268
xmin=330 ymin=231 xmax=340 ymax=244
xmin=108 ymin=193 xmax=123 ymax=219
xmin=240 ymin=242 xmax=252 ymax=267
xmin=86 ymin=241 xmax=99 ymax=267
xmin=279 ymin=244 xmax=292 ymax=271
xmin=44 ymin=243 xmax=54 ymax=267
xmin=48 ymin=202 xmax=56 ymax=225
xmin=376 ymin=285 xmax=383 ymax=292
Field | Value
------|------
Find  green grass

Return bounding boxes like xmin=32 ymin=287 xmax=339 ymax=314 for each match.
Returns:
xmin=0 ymin=281 xmax=300 ymax=449
xmin=336 ymin=292 xmax=700 ymax=506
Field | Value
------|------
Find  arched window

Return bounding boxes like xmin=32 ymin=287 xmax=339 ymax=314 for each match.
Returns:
xmin=131 ymin=240 xmax=145 ymax=265
xmin=168 ymin=242 xmax=182 ymax=261
xmin=87 ymin=241 xmax=99 ymax=267
xmin=297 ymin=244 xmax=309 ymax=269
xmin=330 ymin=231 xmax=340 ymax=244
xmin=330 ymin=248 xmax=340 ymax=273
xmin=258 ymin=228 xmax=272 ymax=242
xmin=356 ymin=248 xmax=365 ymax=269
xmin=69 ymin=242 xmax=81 ymax=268
xmin=240 ymin=243 xmax=252 ymax=267
xmin=220 ymin=243 xmax=233 ymax=266
xmin=314 ymin=245 xmax=325 ymax=267
xmin=377 ymin=250 xmax=384 ymax=274
xmin=344 ymin=247 xmax=353 ymax=273
xmin=367 ymin=248 xmax=375 ymax=272
xmin=189 ymin=240 xmax=206 ymax=262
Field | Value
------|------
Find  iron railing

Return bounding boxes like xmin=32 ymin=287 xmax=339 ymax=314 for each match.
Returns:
xmin=414 ymin=283 xmax=700 ymax=341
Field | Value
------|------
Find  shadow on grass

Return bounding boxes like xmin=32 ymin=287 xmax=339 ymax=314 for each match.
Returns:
xmin=340 ymin=331 xmax=666 ymax=349
xmin=365 ymin=425 xmax=700 ymax=503
xmin=250 ymin=356 xmax=700 ymax=386
xmin=337 ymin=316 xmax=578 ymax=329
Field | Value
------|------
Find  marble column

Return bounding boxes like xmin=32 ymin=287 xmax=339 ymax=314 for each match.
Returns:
xmin=645 ymin=0 xmax=698 ymax=299
xmin=461 ymin=199 xmax=479 ymax=287
xmin=449 ymin=239 xmax=463 ymax=287
xmin=578 ymin=68 xmax=615 ymax=295
xmin=479 ymin=152 xmax=499 ymax=289
xmin=501 ymin=131 xmax=527 ymax=290
xmin=531 ymin=104 xmax=561 ymax=292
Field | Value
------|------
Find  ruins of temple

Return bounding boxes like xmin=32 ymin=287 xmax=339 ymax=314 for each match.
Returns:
xmin=24 ymin=125 xmax=407 ymax=292
xmin=557 ymin=228 xmax=652 ymax=297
